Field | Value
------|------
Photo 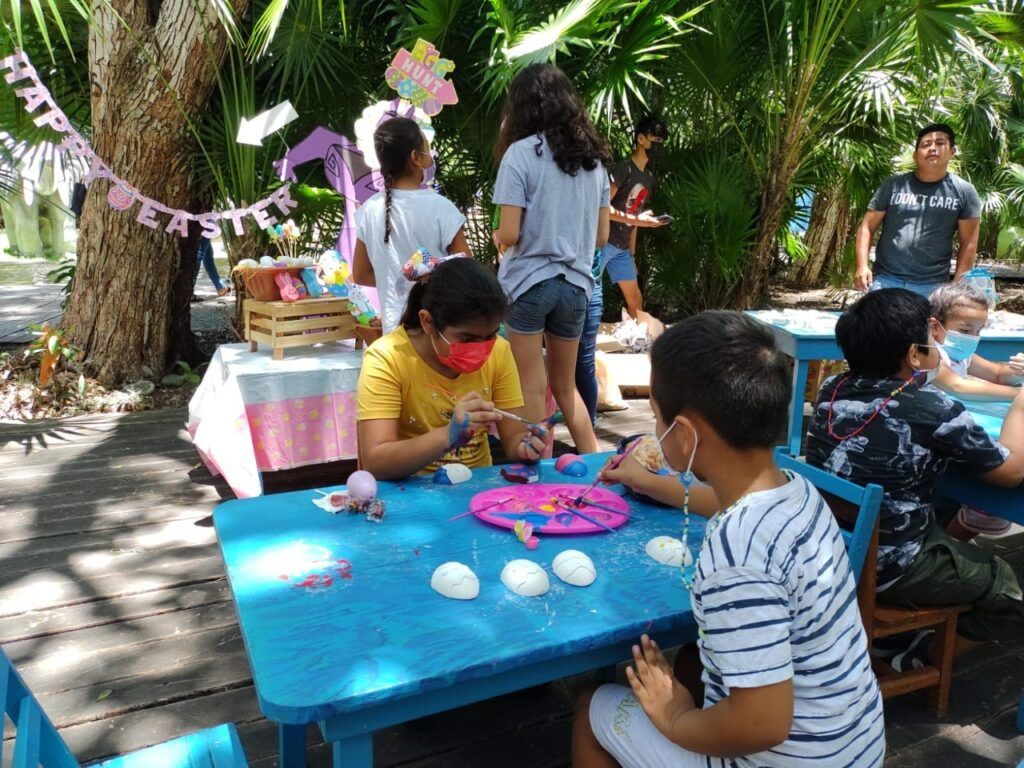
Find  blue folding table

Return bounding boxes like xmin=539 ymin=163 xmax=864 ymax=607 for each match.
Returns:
xmin=214 ymin=452 xmax=701 ymax=767
xmin=747 ymin=309 xmax=1024 ymax=456
xmin=937 ymin=399 xmax=1024 ymax=526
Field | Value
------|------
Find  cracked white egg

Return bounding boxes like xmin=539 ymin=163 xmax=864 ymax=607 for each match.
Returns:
xmin=500 ymin=559 xmax=550 ymax=597
xmin=645 ymin=536 xmax=692 ymax=567
xmin=551 ymin=550 xmax=597 ymax=587
xmin=430 ymin=562 xmax=480 ymax=600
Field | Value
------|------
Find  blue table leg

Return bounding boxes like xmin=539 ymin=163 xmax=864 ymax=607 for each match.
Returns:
xmin=1017 ymin=688 xmax=1023 ymax=732
xmin=332 ymin=733 xmax=373 ymax=768
xmin=279 ymin=723 xmax=306 ymax=768
xmin=789 ymin=360 xmax=810 ymax=456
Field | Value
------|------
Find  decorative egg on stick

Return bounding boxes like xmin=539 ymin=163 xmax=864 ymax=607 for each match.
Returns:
xmin=346 ymin=470 xmax=377 ymax=502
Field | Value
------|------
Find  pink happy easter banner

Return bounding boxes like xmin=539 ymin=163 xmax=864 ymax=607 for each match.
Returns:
xmin=0 ymin=50 xmax=297 ymax=239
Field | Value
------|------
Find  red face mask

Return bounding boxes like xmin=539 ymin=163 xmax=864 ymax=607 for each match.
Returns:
xmin=433 ymin=331 xmax=496 ymax=373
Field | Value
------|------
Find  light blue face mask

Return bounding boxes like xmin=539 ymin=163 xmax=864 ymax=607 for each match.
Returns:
xmin=941 ymin=329 xmax=980 ymax=362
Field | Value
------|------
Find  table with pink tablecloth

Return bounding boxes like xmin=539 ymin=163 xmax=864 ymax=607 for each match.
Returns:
xmin=187 ymin=342 xmax=363 ymax=498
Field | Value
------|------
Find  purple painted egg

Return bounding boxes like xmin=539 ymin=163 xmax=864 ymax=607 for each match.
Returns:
xmin=555 ymin=454 xmax=587 ymax=477
xmin=346 ymin=470 xmax=377 ymax=501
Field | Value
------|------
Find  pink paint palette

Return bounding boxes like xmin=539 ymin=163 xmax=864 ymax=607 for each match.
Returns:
xmin=469 ymin=483 xmax=630 ymax=535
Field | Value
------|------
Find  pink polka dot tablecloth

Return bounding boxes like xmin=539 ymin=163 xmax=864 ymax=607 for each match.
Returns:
xmin=187 ymin=343 xmax=363 ymax=497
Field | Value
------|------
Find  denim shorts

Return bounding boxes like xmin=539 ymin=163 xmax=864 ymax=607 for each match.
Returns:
xmin=870 ymin=273 xmax=943 ymax=300
xmin=602 ymin=243 xmax=636 ymax=282
xmin=506 ymin=275 xmax=587 ymax=339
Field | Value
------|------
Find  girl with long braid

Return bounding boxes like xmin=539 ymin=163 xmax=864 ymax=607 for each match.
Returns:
xmin=352 ymin=117 xmax=471 ymax=333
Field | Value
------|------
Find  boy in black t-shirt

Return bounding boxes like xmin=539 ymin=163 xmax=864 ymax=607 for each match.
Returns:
xmin=806 ymin=289 xmax=1024 ymax=667
xmin=603 ymin=115 xmax=669 ymax=319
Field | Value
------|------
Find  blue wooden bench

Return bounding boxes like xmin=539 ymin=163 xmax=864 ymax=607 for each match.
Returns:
xmin=1 ymin=645 xmax=249 ymax=768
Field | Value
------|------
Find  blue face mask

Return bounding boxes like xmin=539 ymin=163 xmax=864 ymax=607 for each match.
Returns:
xmin=941 ymin=329 xmax=980 ymax=362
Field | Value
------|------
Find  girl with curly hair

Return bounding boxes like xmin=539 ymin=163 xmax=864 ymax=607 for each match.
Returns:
xmin=493 ymin=63 xmax=611 ymax=454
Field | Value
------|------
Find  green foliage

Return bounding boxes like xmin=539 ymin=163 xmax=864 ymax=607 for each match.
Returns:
xmin=46 ymin=256 xmax=74 ymax=307
xmin=174 ymin=360 xmax=205 ymax=386
xmin=3 ymin=0 xmax=1023 ymax=314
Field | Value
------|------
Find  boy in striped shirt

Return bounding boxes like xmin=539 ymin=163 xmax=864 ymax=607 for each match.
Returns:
xmin=573 ymin=311 xmax=885 ymax=768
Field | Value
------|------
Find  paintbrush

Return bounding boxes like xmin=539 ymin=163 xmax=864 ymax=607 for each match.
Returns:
xmin=556 ymin=493 xmax=628 ymax=517
xmin=447 ymin=495 xmax=513 ymax=522
xmin=554 ymin=500 xmax=618 ymax=533
xmin=493 ymin=408 xmax=539 ymax=428
xmin=573 ymin=436 xmax=643 ymax=507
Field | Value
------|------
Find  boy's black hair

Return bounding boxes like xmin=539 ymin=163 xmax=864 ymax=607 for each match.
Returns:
xmin=835 ymin=289 xmax=931 ymax=378
xmin=916 ymin=123 xmax=956 ymax=149
xmin=634 ymin=115 xmax=668 ymax=145
xmin=650 ymin=311 xmax=790 ymax=449
xmin=400 ymin=257 xmax=508 ymax=333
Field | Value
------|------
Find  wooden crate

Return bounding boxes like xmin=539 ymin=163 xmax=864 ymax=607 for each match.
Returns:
xmin=244 ymin=297 xmax=359 ymax=360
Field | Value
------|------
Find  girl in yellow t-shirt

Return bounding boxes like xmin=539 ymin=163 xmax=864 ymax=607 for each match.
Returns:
xmin=357 ymin=257 xmax=545 ymax=479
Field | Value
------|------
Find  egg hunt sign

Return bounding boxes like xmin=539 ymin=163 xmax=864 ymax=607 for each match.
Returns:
xmin=385 ymin=39 xmax=458 ymax=116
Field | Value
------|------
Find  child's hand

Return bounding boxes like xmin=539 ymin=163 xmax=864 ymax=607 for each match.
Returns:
xmin=626 ymin=634 xmax=695 ymax=738
xmin=448 ymin=391 xmax=500 ymax=448
xmin=1008 ymin=353 xmax=1024 ymax=379
xmin=600 ymin=454 xmax=651 ymax=493
xmin=517 ymin=429 xmax=546 ymax=461
xmin=453 ymin=391 xmax=500 ymax=425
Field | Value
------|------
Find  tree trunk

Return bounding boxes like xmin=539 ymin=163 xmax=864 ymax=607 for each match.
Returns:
xmin=793 ymin=184 xmax=851 ymax=287
xmin=63 ymin=0 xmax=248 ymax=386
xmin=735 ymin=135 xmax=801 ymax=307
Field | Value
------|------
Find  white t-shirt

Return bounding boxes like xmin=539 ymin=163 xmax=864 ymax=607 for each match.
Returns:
xmin=355 ymin=188 xmax=465 ymax=333
xmin=937 ymin=344 xmax=971 ymax=379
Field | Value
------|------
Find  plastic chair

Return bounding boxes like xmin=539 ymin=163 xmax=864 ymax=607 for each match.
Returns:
xmin=1 ymin=645 xmax=248 ymax=768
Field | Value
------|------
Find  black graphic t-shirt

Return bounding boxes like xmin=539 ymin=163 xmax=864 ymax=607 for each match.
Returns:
xmin=608 ymin=158 xmax=655 ymax=250
xmin=806 ymin=375 xmax=1007 ymax=588
xmin=868 ymin=171 xmax=981 ymax=283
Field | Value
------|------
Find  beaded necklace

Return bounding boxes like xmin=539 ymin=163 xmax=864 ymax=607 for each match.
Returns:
xmin=680 ymin=474 xmax=742 ymax=591
xmin=826 ymin=370 xmax=922 ymax=442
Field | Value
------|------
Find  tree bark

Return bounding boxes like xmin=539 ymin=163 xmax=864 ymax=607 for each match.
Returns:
xmin=63 ymin=0 xmax=247 ymax=385
xmin=736 ymin=138 xmax=801 ymax=307
xmin=793 ymin=184 xmax=851 ymax=287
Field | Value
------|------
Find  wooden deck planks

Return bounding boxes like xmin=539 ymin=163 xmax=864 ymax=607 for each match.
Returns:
xmin=0 ymin=283 xmax=64 ymax=345
xmin=1 ymin=403 xmax=1022 ymax=768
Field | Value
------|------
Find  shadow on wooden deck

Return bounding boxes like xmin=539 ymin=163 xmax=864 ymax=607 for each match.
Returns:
xmin=1 ymin=403 xmax=1021 ymax=767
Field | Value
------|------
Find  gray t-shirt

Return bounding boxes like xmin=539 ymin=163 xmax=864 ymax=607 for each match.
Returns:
xmin=868 ymin=171 xmax=981 ymax=283
xmin=492 ymin=135 xmax=611 ymax=302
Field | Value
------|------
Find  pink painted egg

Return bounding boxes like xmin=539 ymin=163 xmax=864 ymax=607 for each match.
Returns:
xmin=107 ymin=184 xmax=135 ymax=210
xmin=346 ymin=470 xmax=377 ymax=501
xmin=555 ymin=454 xmax=587 ymax=477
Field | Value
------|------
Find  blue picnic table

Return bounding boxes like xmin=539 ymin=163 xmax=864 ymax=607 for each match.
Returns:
xmin=747 ymin=309 xmax=1024 ymax=456
xmin=937 ymin=399 xmax=1024 ymax=526
xmin=214 ymin=452 xmax=702 ymax=768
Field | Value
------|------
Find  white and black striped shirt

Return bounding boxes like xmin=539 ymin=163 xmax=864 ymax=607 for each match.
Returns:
xmin=692 ymin=474 xmax=885 ymax=767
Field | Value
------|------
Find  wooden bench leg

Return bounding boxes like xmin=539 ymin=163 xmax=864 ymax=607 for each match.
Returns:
xmin=279 ymin=723 xmax=306 ymax=768
xmin=332 ymin=733 xmax=372 ymax=768
xmin=249 ymin=340 xmax=257 ymax=353
xmin=274 ymin=347 xmax=284 ymax=361
xmin=926 ymin=613 xmax=959 ymax=718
